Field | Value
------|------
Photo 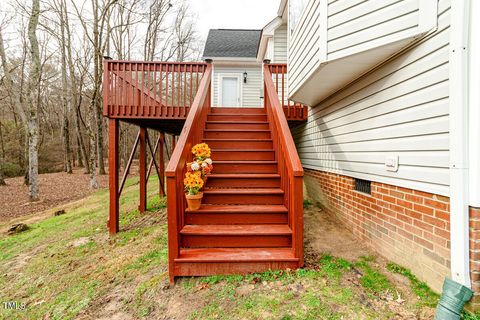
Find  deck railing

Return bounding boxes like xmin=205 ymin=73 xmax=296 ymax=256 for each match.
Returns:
xmin=263 ymin=64 xmax=304 ymax=265
xmin=267 ymin=63 xmax=308 ymax=121
xmin=103 ymin=60 xmax=208 ymax=119
xmin=165 ymin=63 xmax=212 ymax=283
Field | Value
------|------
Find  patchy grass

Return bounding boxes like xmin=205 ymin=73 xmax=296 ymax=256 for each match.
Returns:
xmin=0 ymin=175 xmax=439 ymax=319
xmin=387 ymin=262 xmax=439 ymax=308
xmin=303 ymin=199 xmax=312 ymax=208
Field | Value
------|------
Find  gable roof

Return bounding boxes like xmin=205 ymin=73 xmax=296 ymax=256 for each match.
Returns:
xmin=202 ymin=29 xmax=262 ymax=59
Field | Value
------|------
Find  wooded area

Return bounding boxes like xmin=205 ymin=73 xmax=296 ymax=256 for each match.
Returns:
xmin=0 ymin=0 xmax=201 ymax=200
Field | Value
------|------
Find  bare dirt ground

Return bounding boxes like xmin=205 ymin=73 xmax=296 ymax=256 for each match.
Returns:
xmin=0 ymin=168 xmax=109 ymax=222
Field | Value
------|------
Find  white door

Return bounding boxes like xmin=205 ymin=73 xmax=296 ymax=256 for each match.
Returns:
xmin=221 ymin=76 xmax=240 ymax=107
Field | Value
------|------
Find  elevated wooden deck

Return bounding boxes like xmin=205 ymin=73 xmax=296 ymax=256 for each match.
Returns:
xmin=103 ymin=60 xmax=307 ymax=127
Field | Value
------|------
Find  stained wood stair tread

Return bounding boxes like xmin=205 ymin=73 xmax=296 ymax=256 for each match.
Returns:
xmin=207 ymin=173 xmax=280 ymax=178
xmin=180 ymin=224 xmax=292 ymax=235
xmin=212 ymin=149 xmax=274 ymax=152
xmin=214 ymin=160 xmax=277 ymax=163
xmin=203 ymin=138 xmax=272 ymax=141
xmin=203 ymin=188 xmax=284 ymax=194
xmin=206 ymin=121 xmax=269 ymax=124
xmin=175 ymin=248 xmax=298 ymax=262
xmin=185 ymin=204 xmax=287 ymax=213
xmin=204 ymin=129 xmax=270 ymax=132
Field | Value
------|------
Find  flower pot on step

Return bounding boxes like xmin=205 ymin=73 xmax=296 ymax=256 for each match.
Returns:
xmin=185 ymin=192 xmax=203 ymax=210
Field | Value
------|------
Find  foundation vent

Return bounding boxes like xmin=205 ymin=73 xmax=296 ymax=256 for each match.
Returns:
xmin=354 ymin=179 xmax=371 ymax=195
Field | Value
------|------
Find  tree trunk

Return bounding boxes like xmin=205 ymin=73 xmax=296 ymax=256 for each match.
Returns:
xmin=63 ymin=0 xmax=89 ymax=173
xmin=0 ymin=121 xmax=5 ymax=185
xmin=59 ymin=4 xmax=72 ymax=174
xmin=27 ymin=0 xmax=41 ymax=201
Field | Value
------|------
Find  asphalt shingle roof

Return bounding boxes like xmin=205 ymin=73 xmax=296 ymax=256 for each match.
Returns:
xmin=202 ymin=29 xmax=262 ymax=59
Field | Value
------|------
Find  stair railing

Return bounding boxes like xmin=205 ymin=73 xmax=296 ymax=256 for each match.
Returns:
xmin=267 ymin=63 xmax=308 ymax=121
xmin=165 ymin=63 xmax=212 ymax=282
xmin=263 ymin=64 xmax=304 ymax=265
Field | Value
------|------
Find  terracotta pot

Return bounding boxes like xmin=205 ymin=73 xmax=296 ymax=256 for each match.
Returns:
xmin=185 ymin=192 xmax=203 ymax=210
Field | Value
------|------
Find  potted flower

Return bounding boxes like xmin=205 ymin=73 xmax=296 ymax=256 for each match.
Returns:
xmin=184 ymin=171 xmax=204 ymax=210
xmin=190 ymin=143 xmax=213 ymax=183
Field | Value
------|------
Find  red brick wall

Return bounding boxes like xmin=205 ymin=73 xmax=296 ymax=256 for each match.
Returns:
xmin=304 ymin=168 xmax=451 ymax=292
xmin=470 ymin=207 xmax=480 ymax=308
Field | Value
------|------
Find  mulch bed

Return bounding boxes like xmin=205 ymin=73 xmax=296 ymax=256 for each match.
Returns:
xmin=0 ymin=169 xmax=109 ymax=222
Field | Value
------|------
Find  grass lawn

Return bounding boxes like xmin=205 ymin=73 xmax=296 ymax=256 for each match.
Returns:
xmin=0 ymin=176 xmax=477 ymax=319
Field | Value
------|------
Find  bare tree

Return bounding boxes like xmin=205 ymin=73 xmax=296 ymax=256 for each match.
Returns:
xmin=25 ymin=0 xmax=41 ymax=200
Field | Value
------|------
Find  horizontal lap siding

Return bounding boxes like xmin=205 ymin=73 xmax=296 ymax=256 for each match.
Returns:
xmin=213 ymin=66 xmax=263 ymax=107
xmin=327 ymin=0 xmax=420 ymax=57
xmin=293 ymin=0 xmax=451 ymax=196
xmin=289 ymin=0 xmax=321 ymax=95
xmin=273 ymin=24 xmax=288 ymax=63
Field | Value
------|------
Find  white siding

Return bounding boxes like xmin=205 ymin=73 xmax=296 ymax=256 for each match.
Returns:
xmin=288 ymin=0 xmax=321 ymax=96
xmin=292 ymin=0 xmax=451 ymax=196
xmin=212 ymin=65 xmax=263 ymax=107
xmin=273 ymin=24 xmax=288 ymax=63
xmin=327 ymin=0 xmax=420 ymax=59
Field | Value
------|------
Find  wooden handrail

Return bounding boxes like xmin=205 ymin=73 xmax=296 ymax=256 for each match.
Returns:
xmin=267 ymin=63 xmax=308 ymax=121
xmin=165 ymin=63 xmax=212 ymax=283
xmin=263 ymin=65 xmax=304 ymax=176
xmin=263 ymin=64 xmax=304 ymax=266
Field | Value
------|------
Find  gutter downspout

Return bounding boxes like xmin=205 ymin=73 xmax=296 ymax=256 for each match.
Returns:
xmin=469 ymin=0 xmax=480 ymax=209
xmin=448 ymin=0 xmax=471 ymax=288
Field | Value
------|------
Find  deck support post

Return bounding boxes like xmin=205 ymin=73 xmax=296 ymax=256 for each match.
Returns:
xmin=108 ymin=119 xmax=119 ymax=234
xmin=139 ymin=126 xmax=147 ymax=213
xmin=159 ymin=132 xmax=165 ymax=197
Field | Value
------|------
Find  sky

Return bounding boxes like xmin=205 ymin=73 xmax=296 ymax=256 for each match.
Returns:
xmin=188 ymin=0 xmax=281 ymax=40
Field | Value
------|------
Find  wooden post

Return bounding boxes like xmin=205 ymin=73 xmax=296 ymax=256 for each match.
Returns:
xmin=108 ymin=119 xmax=119 ymax=234
xmin=159 ymin=132 xmax=165 ymax=197
xmin=139 ymin=126 xmax=147 ymax=213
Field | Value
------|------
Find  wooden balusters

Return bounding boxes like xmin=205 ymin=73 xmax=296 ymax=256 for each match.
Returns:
xmin=266 ymin=63 xmax=308 ymax=121
xmin=103 ymin=61 xmax=208 ymax=119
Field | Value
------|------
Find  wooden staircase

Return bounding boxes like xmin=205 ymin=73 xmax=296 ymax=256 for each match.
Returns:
xmin=173 ymin=108 xmax=299 ymax=275
xmin=166 ymin=64 xmax=304 ymax=283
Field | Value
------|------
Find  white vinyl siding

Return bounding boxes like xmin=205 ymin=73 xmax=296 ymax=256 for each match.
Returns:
xmin=288 ymin=0 xmax=321 ymax=96
xmin=212 ymin=65 xmax=263 ymax=107
xmin=292 ymin=0 xmax=451 ymax=196
xmin=288 ymin=0 xmax=438 ymax=105
xmin=327 ymin=0 xmax=420 ymax=59
xmin=273 ymin=24 xmax=288 ymax=63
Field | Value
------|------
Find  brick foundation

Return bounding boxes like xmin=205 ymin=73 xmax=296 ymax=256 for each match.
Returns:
xmin=470 ymin=207 xmax=480 ymax=309
xmin=304 ymin=168 xmax=451 ymax=293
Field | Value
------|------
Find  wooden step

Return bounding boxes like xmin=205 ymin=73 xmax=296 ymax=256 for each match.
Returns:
xmin=206 ymin=173 xmax=280 ymax=188
xmin=203 ymin=188 xmax=284 ymax=205
xmin=176 ymin=248 xmax=297 ymax=262
xmin=212 ymin=149 xmax=275 ymax=161
xmin=180 ymin=224 xmax=292 ymax=248
xmin=213 ymin=161 xmax=278 ymax=174
xmin=207 ymin=114 xmax=268 ymax=122
xmin=206 ymin=121 xmax=270 ymax=130
xmin=209 ymin=107 xmax=265 ymax=114
xmin=185 ymin=204 xmax=288 ymax=224
xmin=203 ymin=139 xmax=273 ymax=149
xmin=173 ymin=248 xmax=300 ymax=277
xmin=204 ymin=129 xmax=271 ymax=139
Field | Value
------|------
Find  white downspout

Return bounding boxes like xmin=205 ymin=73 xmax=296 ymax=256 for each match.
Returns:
xmin=449 ymin=0 xmax=471 ymax=287
xmin=469 ymin=0 xmax=480 ymax=208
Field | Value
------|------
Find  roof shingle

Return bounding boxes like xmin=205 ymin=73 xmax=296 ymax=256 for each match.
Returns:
xmin=202 ymin=29 xmax=262 ymax=59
